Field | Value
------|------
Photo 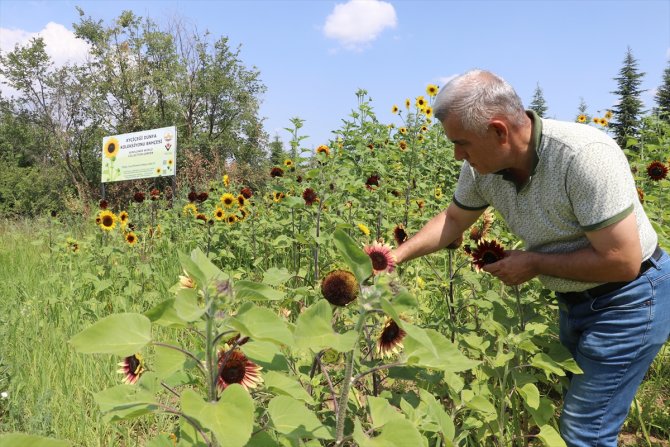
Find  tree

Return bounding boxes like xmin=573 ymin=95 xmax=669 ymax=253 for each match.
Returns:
xmin=654 ymin=60 xmax=670 ymax=123
xmin=269 ymin=135 xmax=285 ymax=166
xmin=575 ymin=97 xmax=590 ymax=123
xmin=529 ymin=83 xmax=548 ymax=118
xmin=610 ymin=47 xmax=646 ymax=148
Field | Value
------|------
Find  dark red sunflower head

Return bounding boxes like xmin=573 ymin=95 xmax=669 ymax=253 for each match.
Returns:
xmin=393 ymin=224 xmax=408 ymax=246
xmin=365 ymin=175 xmax=380 ymax=190
xmin=302 ymin=188 xmax=318 ymax=206
xmin=321 ymin=270 xmax=359 ymax=306
xmin=197 ymin=192 xmax=209 ymax=203
xmin=376 ymin=318 xmax=406 ymax=358
xmin=117 ymin=353 xmax=145 ymax=385
xmin=133 ymin=191 xmax=145 ymax=203
xmin=99 ymin=199 xmax=108 ymax=210
xmin=470 ymin=239 xmax=506 ymax=271
xmin=150 ymin=188 xmax=160 ymax=200
xmin=188 ymin=189 xmax=198 ymax=202
xmin=270 ymin=167 xmax=284 ymax=178
xmin=217 ymin=349 xmax=263 ymax=391
xmin=647 ymin=161 xmax=668 ymax=181
xmin=240 ymin=187 xmax=253 ymax=199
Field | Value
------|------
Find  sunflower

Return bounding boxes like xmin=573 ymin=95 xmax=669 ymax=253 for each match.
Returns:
xmin=223 ymin=174 xmax=230 ymax=187
xmin=415 ymin=96 xmax=426 ymax=109
xmin=365 ymin=174 xmax=380 ymax=190
xmin=238 ymin=208 xmax=249 ymax=221
xmin=647 ymin=161 xmax=668 ymax=181
xmin=604 ymin=110 xmax=613 ymax=119
xmin=316 ymin=145 xmax=330 ymax=156
xmin=196 ymin=213 xmax=207 ymax=222
xmin=600 ymin=118 xmax=608 ymax=127
xmin=103 ymin=137 xmax=120 ymax=159
xmin=421 ymin=125 xmax=428 ymax=133
xmin=469 ymin=209 xmax=493 ymax=242
xmin=321 ymin=270 xmax=359 ymax=306
xmin=399 ymin=127 xmax=407 ymax=135
xmin=391 ymin=104 xmax=399 ymax=114
xmin=270 ymin=167 xmax=284 ymax=178
xmin=65 ymin=237 xmax=79 ymax=253
xmin=99 ymin=199 xmax=108 ymax=210
xmin=119 ymin=211 xmax=129 ymax=225
xmin=424 ymin=106 xmax=433 ymax=118
xmin=272 ymin=191 xmax=285 ymax=203
xmin=364 ymin=241 xmax=396 ymax=275
xmin=198 ymin=192 xmax=209 ymax=203
xmin=125 ymin=231 xmax=138 ymax=246
xmin=226 ymin=214 xmax=238 ymax=224
xmin=283 ymin=159 xmax=294 ymax=168
xmin=426 ymin=84 xmax=439 ymax=97
xmin=377 ymin=318 xmax=406 ymax=358
xmin=302 ymin=188 xmax=318 ymax=206
xmin=434 ymin=187 xmax=443 ymax=199
xmin=393 ymin=224 xmax=408 ymax=246
xmin=577 ymin=114 xmax=587 ymax=123
xmin=240 ymin=187 xmax=253 ymax=199
xmin=150 ymin=189 xmax=160 ymax=201
xmin=357 ymin=223 xmax=371 ymax=236
xmin=592 ymin=117 xmax=599 ymax=123
xmin=167 ymin=159 xmax=174 ymax=167
xmin=471 ymin=239 xmax=506 ymax=272
xmin=220 ymin=193 xmax=236 ymax=208
xmin=156 ymin=167 xmax=162 ymax=175
xmin=217 ymin=349 xmax=263 ymax=392
xmin=637 ymin=187 xmax=645 ymax=203
xmin=133 ymin=191 xmax=145 ymax=203
xmin=237 ymin=195 xmax=248 ymax=208
xmin=214 ymin=207 xmax=225 ymax=221
xmin=98 ymin=210 xmax=117 ymax=231
xmin=398 ymin=140 xmax=407 ymax=151
xmin=183 ymin=203 xmax=198 ymax=217
xmin=118 ymin=354 xmax=145 ymax=385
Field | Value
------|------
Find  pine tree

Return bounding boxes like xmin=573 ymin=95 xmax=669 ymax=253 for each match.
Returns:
xmin=529 ymin=83 xmax=548 ymax=117
xmin=575 ymin=97 xmax=590 ymax=123
xmin=654 ymin=61 xmax=670 ymax=122
xmin=269 ymin=135 xmax=285 ymax=166
xmin=610 ymin=47 xmax=646 ymax=149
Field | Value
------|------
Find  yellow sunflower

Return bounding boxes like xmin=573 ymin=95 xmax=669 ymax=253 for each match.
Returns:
xmin=399 ymin=127 xmax=407 ymax=135
xmin=125 ymin=231 xmax=138 ymax=246
xmin=404 ymin=98 xmax=410 ymax=109
xmin=577 ymin=114 xmax=587 ymax=123
xmin=223 ymin=174 xmax=230 ymax=186
xmin=98 ymin=210 xmax=117 ymax=231
xmin=182 ymin=203 xmax=198 ymax=217
xmin=426 ymin=84 xmax=439 ymax=97
xmin=604 ymin=110 xmax=613 ymax=119
xmin=415 ymin=96 xmax=426 ymax=109
xmin=316 ymin=145 xmax=330 ymax=156
xmin=283 ymin=159 xmax=294 ymax=168
xmin=391 ymin=104 xmax=399 ymax=114
xmin=155 ymin=167 xmax=162 ymax=175
xmin=214 ymin=207 xmax=225 ymax=221
xmin=118 ymin=211 xmax=129 ymax=226
xmin=434 ymin=187 xmax=443 ymax=199
xmin=220 ymin=193 xmax=236 ymax=208
xmin=103 ymin=137 xmax=120 ymax=159
xmin=424 ymin=106 xmax=433 ymax=118
xmin=357 ymin=223 xmax=371 ymax=236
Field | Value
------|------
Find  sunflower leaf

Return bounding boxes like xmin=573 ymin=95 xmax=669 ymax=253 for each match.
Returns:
xmin=333 ymin=228 xmax=372 ymax=283
xmin=94 ymin=384 xmax=158 ymax=422
xmin=402 ymin=323 xmax=479 ymax=372
xmin=234 ymin=280 xmax=284 ymax=301
xmin=228 ymin=302 xmax=293 ymax=346
xmin=268 ymin=395 xmax=334 ymax=439
xmin=181 ymin=386 xmax=254 ymax=447
xmin=294 ymin=300 xmax=357 ymax=352
xmin=0 ymin=434 xmax=71 ymax=447
xmin=69 ymin=313 xmax=151 ymax=356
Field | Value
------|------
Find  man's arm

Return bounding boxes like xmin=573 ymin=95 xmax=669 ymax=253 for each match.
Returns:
xmin=394 ymin=202 xmax=484 ymax=264
xmin=483 ymin=213 xmax=643 ymax=285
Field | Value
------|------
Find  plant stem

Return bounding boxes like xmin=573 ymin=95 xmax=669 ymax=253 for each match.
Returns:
xmin=335 ymin=309 xmax=367 ymax=445
xmin=204 ymin=293 xmax=217 ymax=402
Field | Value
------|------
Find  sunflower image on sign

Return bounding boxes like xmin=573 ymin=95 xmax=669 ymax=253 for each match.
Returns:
xmin=102 ymin=136 xmax=120 ymax=181
xmin=164 ymin=131 xmax=173 ymax=150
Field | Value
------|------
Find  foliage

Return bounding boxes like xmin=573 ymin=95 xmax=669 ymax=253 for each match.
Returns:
xmin=610 ymin=47 xmax=646 ymax=149
xmin=529 ymin=83 xmax=548 ymax=118
xmin=654 ymin=61 xmax=670 ymax=123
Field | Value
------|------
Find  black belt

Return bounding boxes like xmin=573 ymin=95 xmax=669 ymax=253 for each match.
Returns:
xmin=558 ymin=245 xmax=663 ymax=303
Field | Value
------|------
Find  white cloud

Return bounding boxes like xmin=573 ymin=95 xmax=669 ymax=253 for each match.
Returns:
xmin=323 ymin=0 xmax=397 ymax=51
xmin=0 ymin=22 xmax=90 ymax=66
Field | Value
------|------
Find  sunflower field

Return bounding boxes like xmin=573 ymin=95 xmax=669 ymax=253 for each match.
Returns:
xmin=1 ymin=88 xmax=669 ymax=447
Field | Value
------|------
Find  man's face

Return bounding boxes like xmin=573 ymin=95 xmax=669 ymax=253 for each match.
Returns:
xmin=441 ymin=114 xmax=505 ymax=175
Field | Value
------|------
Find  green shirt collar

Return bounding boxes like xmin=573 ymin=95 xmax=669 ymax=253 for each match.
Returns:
xmin=494 ymin=110 xmax=543 ymax=187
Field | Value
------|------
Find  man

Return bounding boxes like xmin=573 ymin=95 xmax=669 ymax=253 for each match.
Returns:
xmin=393 ymin=69 xmax=670 ymax=447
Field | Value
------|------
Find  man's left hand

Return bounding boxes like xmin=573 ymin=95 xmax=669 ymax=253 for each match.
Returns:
xmin=482 ymin=250 xmax=537 ymax=286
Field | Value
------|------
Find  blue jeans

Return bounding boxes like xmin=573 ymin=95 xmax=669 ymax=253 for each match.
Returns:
xmin=557 ymin=249 xmax=670 ymax=447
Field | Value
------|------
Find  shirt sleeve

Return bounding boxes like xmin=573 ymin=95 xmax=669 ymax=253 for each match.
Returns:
xmin=453 ymin=162 xmax=489 ymax=210
xmin=566 ymin=141 xmax=634 ymax=231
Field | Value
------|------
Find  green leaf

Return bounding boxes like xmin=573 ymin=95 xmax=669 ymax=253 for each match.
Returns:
xmin=518 ymin=383 xmax=540 ymax=410
xmin=368 ymin=396 xmax=404 ymax=429
xmin=464 ymin=394 xmax=496 ymax=415
xmin=262 ymin=267 xmax=293 ymax=286
xmin=153 ymin=343 xmax=189 ymax=379
xmin=403 ymin=324 xmax=480 ymax=372
xmin=525 ymin=397 xmax=556 ymax=427
xmin=181 ymin=386 xmax=254 ymax=447
xmin=234 ymin=280 xmax=285 ymax=301
xmin=69 ymin=313 xmax=151 ymax=356
xmin=228 ymin=302 xmax=293 ymax=346
xmin=352 ymin=418 xmax=424 ymax=447
xmin=144 ymin=298 xmax=187 ymax=327
xmin=241 ymin=341 xmax=289 ymax=371
xmin=537 ymin=424 xmax=567 ymax=447
xmin=264 ymin=371 xmax=314 ymax=404
xmin=94 ymin=384 xmax=158 ymax=422
xmin=531 ymin=353 xmax=566 ymax=378
xmin=268 ymin=395 xmax=334 ymax=439
xmin=294 ymin=300 xmax=357 ymax=352
xmin=146 ymin=434 xmax=175 ymax=447
xmin=0 ymin=433 xmax=71 ymax=447
xmin=174 ymin=288 xmax=206 ymax=322
xmin=333 ymin=228 xmax=372 ymax=283
xmin=419 ymin=388 xmax=455 ymax=443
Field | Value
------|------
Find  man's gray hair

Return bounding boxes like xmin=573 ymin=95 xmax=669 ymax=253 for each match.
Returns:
xmin=433 ymin=70 xmax=526 ymax=135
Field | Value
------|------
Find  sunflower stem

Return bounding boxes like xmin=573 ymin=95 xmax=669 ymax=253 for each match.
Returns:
xmin=205 ymin=293 xmax=217 ymax=402
xmin=335 ymin=308 xmax=367 ymax=445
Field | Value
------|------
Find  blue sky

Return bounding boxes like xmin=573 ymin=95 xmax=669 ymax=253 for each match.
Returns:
xmin=1 ymin=0 xmax=669 ymax=151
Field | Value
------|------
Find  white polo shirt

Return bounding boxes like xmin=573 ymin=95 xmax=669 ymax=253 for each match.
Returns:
xmin=453 ymin=111 xmax=657 ymax=292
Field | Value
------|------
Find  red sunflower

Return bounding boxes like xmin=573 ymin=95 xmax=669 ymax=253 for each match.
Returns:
xmin=118 ymin=354 xmax=145 ymax=385
xmin=393 ymin=224 xmax=408 ymax=246
xmin=364 ymin=241 xmax=396 ymax=275
xmin=470 ymin=239 xmax=506 ymax=271
xmin=302 ymin=188 xmax=318 ymax=206
xmin=217 ymin=349 xmax=263 ymax=391
xmin=647 ymin=161 xmax=668 ymax=181
xmin=321 ymin=270 xmax=359 ymax=306
xmin=240 ymin=187 xmax=253 ymax=199
xmin=376 ymin=318 xmax=406 ymax=358
xmin=270 ymin=167 xmax=284 ymax=178
xmin=365 ymin=175 xmax=380 ymax=190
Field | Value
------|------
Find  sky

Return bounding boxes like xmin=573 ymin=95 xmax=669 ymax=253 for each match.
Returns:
xmin=1 ymin=0 xmax=669 ymax=151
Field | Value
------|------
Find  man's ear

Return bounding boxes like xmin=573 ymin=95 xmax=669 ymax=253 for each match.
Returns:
xmin=489 ymin=120 xmax=509 ymax=143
